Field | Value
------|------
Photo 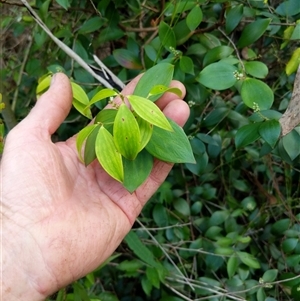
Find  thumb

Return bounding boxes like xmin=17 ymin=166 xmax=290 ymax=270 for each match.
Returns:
xmin=25 ymin=73 xmax=73 ymax=136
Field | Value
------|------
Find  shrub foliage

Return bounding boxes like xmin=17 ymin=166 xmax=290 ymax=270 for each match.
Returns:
xmin=1 ymin=0 xmax=300 ymax=300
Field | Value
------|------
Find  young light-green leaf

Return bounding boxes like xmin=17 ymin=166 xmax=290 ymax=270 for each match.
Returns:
xmin=76 ymin=124 xmax=99 ymax=162
xmin=148 ymin=85 xmax=182 ymax=98
xmin=136 ymin=116 xmax=153 ymax=151
xmin=113 ymin=104 xmax=141 ymax=160
xmin=71 ymin=81 xmax=89 ymax=105
xmin=88 ymin=89 xmax=118 ymax=107
xmin=241 ymin=78 xmax=274 ymax=110
xmin=146 ymin=119 xmax=196 ymax=163
xmin=123 ymin=150 xmax=153 ymax=193
xmin=95 ymin=126 xmax=124 ymax=182
xmin=84 ymin=126 xmax=99 ymax=166
xmin=127 ymin=95 xmax=173 ymax=131
xmin=133 ymin=63 xmax=174 ymax=100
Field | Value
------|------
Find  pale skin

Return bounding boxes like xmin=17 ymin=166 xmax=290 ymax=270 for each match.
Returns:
xmin=1 ymin=73 xmax=190 ymax=300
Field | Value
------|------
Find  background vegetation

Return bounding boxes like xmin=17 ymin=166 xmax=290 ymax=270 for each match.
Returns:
xmin=1 ymin=0 xmax=300 ymax=300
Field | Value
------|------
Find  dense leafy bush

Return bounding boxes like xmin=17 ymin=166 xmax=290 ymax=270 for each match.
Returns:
xmin=1 ymin=0 xmax=299 ymax=300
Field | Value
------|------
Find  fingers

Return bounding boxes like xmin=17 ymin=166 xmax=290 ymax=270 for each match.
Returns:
xmin=24 ymin=73 xmax=73 ymax=136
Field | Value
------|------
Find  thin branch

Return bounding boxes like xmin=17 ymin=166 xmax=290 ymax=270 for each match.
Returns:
xmin=280 ymin=65 xmax=300 ymax=136
xmin=135 ymin=219 xmax=195 ymax=292
xmin=19 ymin=0 xmax=122 ymax=90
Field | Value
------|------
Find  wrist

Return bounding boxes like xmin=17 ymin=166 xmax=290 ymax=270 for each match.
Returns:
xmin=2 ymin=219 xmax=54 ymax=301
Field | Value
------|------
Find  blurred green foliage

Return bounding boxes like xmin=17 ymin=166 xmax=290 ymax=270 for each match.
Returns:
xmin=1 ymin=0 xmax=300 ymax=300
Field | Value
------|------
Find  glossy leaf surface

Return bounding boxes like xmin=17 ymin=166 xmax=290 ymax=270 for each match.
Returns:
xmin=235 ymin=123 xmax=261 ymax=148
xmin=123 ymin=150 xmax=153 ymax=193
xmin=113 ymin=104 xmax=140 ymax=160
xmin=197 ymin=62 xmax=237 ymax=90
xmin=127 ymin=95 xmax=172 ymax=131
xmin=76 ymin=124 xmax=99 ymax=162
xmin=241 ymin=78 xmax=274 ymax=110
xmin=95 ymin=126 xmax=124 ymax=182
xmin=133 ymin=63 xmax=174 ymax=100
xmin=88 ymin=89 xmax=118 ymax=107
xmin=259 ymin=119 xmax=281 ymax=148
xmin=146 ymin=119 xmax=195 ymax=163
xmin=237 ymin=18 xmax=271 ymax=48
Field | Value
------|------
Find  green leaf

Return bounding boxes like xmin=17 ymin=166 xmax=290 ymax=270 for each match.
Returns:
xmin=244 ymin=61 xmax=269 ymax=79
xmin=282 ymin=238 xmax=299 ymax=253
xmin=136 ymin=116 xmax=153 ymax=151
xmin=71 ymin=82 xmax=89 ymax=104
xmin=237 ymin=251 xmax=260 ymax=269
xmin=141 ymin=276 xmax=152 ymax=296
xmin=203 ymin=46 xmax=234 ymax=67
xmin=84 ymin=125 xmax=99 ymax=165
xmin=55 ymin=0 xmax=70 ymax=10
xmin=123 ymin=150 xmax=153 ymax=193
xmin=179 ymin=56 xmax=194 ymax=75
xmin=124 ymin=231 xmax=163 ymax=269
xmin=76 ymin=124 xmax=99 ymax=162
xmin=127 ymin=95 xmax=172 ymax=131
xmin=78 ymin=17 xmax=104 ymax=34
xmin=113 ymin=49 xmax=142 ymax=69
xmin=146 ymin=119 xmax=195 ymax=163
xmin=237 ymin=18 xmax=271 ymax=48
xmin=282 ymin=129 xmax=300 ymax=160
xmin=95 ymin=109 xmax=117 ymax=129
xmin=173 ymin=198 xmax=190 ymax=216
xmin=36 ymin=74 xmax=51 ymax=95
xmin=186 ymin=5 xmax=203 ymax=31
xmin=146 ymin=266 xmax=160 ymax=289
xmin=95 ymin=126 xmax=124 ymax=183
xmin=235 ymin=123 xmax=261 ymax=148
xmin=73 ymin=99 xmax=92 ymax=119
xmin=276 ymin=0 xmax=300 ymax=16
xmin=226 ymin=4 xmax=243 ymax=34
xmin=113 ymin=104 xmax=141 ymax=160
xmin=197 ymin=62 xmax=237 ymax=90
xmin=148 ymin=85 xmax=182 ymax=98
xmin=134 ymin=63 xmax=175 ymax=100
xmin=262 ymin=269 xmax=278 ymax=282
xmin=241 ymin=78 xmax=274 ymax=110
xmin=286 ymin=48 xmax=300 ymax=76
xmin=88 ymin=89 xmax=118 ymax=107
xmin=159 ymin=21 xmax=176 ymax=50
xmin=153 ymin=203 xmax=169 ymax=227
xmin=259 ymin=119 xmax=281 ymax=148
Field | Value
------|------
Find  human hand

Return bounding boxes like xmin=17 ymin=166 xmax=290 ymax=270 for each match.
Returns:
xmin=1 ymin=73 xmax=189 ymax=300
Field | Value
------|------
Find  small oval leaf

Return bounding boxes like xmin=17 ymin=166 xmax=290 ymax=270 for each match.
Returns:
xmin=197 ymin=62 xmax=237 ymax=90
xmin=113 ymin=104 xmax=141 ymax=160
xmin=244 ymin=61 xmax=269 ymax=79
xmin=235 ymin=123 xmax=261 ymax=148
xmin=113 ymin=49 xmax=142 ymax=69
xmin=237 ymin=18 xmax=271 ymax=48
xmin=241 ymin=78 xmax=274 ymax=110
xmin=259 ymin=119 xmax=281 ymax=148
xmin=127 ymin=95 xmax=173 ymax=131
xmin=96 ymin=126 xmax=124 ymax=182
